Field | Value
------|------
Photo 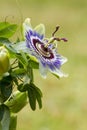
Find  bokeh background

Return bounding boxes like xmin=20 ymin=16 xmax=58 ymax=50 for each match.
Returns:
xmin=0 ymin=0 xmax=87 ymax=130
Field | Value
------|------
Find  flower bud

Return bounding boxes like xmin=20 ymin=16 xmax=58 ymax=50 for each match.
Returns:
xmin=5 ymin=91 xmax=27 ymax=113
xmin=0 ymin=46 xmax=10 ymax=75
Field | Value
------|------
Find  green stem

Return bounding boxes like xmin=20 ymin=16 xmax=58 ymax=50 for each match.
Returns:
xmin=27 ymin=64 xmax=34 ymax=83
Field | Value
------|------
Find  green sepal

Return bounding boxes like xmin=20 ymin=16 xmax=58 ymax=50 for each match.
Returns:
xmin=34 ymin=24 xmax=45 ymax=37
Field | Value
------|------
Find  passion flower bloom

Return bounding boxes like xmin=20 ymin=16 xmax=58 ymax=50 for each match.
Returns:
xmin=23 ymin=18 xmax=68 ymax=78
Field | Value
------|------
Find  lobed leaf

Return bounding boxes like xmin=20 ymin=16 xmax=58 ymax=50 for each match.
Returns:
xmin=31 ymin=83 xmax=42 ymax=109
xmin=28 ymin=83 xmax=42 ymax=110
xmin=0 ymin=22 xmax=18 ymax=38
xmin=0 ymin=22 xmax=10 ymax=31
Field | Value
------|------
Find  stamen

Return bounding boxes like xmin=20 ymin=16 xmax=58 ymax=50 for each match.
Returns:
xmin=45 ymin=26 xmax=59 ymax=48
xmin=44 ymin=37 xmax=54 ymax=48
xmin=54 ymin=37 xmax=68 ymax=42
xmin=52 ymin=26 xmax=60 ymax=37
xmin=60 ymin=38 xmax=68 ymax=42
xmin=44 ymin=26 xmax=67 ymax=48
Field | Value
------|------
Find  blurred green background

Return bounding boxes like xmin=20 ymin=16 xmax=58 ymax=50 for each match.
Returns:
xmin=0 ymin=0 xmax=87 ymax=130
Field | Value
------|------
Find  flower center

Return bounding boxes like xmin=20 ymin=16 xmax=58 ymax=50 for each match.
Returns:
xmin=36 ymin=43 xmax=51 ymax=57
xmin=33 ymin=39 xmax=54 ymax=59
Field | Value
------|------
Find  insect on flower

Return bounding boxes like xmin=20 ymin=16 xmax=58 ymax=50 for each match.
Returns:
xmin=23 ymin=18 xmax=68 ymax=78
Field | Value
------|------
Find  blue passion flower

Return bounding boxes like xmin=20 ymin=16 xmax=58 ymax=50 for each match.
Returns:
xmin=23 ymin=18 xmax=68 ymax=78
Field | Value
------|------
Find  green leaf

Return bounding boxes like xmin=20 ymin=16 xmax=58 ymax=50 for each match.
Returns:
xmin=0 ymin=22 xmax=10 ymax=31
xmin=0 ymin=75 xmax=13 ymax=102
xmin=27 ymin=65 xmax=33 ymax=83
xmin=0 ymin=38 xmax=17 ymax=57
xmin=28 ymin=83 xmax=42 ymax=110
xmin=18 ymin=61 xmax=24 ymax=68
xmin=0 ymin=105 xmax=4 ymax=121
xmin=0 ymin=104 xmax=10 ymax=130
xmin=0 ymin=122 xmax=2 ymax=130
xmin=11 ymin=68 xmax=25 ymax=77
xmin=18 ymin=83 xmax=28 ymax=92
xmin=30 ymin=60 xmax=39 ymax=69
xmin=28 ymin=86 xmax=36 ymax=111
xmin=0 ymin=22 xmax=18 ymax=38
xmin=31 ymin=83 xmax=42 ymax=109
xmin=16 ymin=53 xmax=28 ymax=69
xmin=9 ymin=115 xmax=17 ymax=130
xmin=28 ymin=55 xmax=39 ymax=69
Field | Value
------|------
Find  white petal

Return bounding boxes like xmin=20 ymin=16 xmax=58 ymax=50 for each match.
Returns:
xmin=60 ymin=56 xmax=68 ymax=65
xmin=39 ymin=62 xmax=48 ymax=79
xmin=49 ymin=67 xmax=68 ymax=78
xmin=13 ymin=41 xmax=27 ymax=52
xmin=23 ymin=18 xmax=32 ymax=38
